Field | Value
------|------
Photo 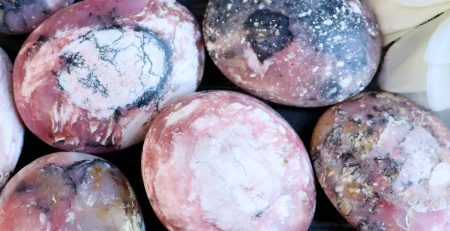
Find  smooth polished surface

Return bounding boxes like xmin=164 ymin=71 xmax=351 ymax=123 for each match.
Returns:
xmin=312 ymin=92 xmax=450 ymax=230
xmin=142 ymin=91 xmax=315 ymax=231
xmin=0 ymin=152 xmax=145 ymax=230
xmin=13 ymin=0 xmax=204 ymax=153
xmin=204 ymin=0 xmax=382 ymax=107
xmin=0 ymin=47 xmax=24 ymax=188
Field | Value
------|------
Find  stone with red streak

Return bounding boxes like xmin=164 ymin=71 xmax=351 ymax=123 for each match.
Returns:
xmin=311 ymin=92 xmax=450 ymax=230
xmin=142 ymin=91 xmax=316 ymax=231
xmin=0 ymin=0 xmax=74 ymax=34
xmin=13 ymin=0 xmax=205 ymax=153
xmin=0 ymin=47 xmax=24 ymax=188
xmin=0 ymin=152 xmax=144 ymax=230
xmin=203 ymin=0 xmax=381 ymax=107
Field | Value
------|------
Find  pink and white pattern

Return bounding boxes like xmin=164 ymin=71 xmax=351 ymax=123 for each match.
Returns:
xmin=13 ymin=0 xmax=204 ymax=153
xmin=142 ymin=91 xmax=316 ymax=231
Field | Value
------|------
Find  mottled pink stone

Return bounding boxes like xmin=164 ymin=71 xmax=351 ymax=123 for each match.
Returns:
xmin=0 ymin=152 xmax=144 ymax=230
xmin=0 ymin=47 xmax=24 ymax=188
xmin=142 ymin=91 xmax=316 ymax=231
xmin=203 ymin=0 xmax=381 ymax=107
xmin=311 ymin=92 xmax=450 ymax=230
xmin=13 ymin=0 xmax=204 ymax=153
xmin=0 ymin=0 xmax=74 ymax=34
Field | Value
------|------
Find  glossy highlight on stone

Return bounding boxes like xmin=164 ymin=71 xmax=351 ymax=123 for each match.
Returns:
xmin=204 ymin=0 xmax=382 ymax=107
xmin=311 ymin=92 xmax=450 ymax=230
xmin=142 ymin=91 xmax=316 ymax=231
xmin=0 ymin=152 xmax=144 ymax=230
xmin=14 ymin=0 xmax=205 ymax=153
xmin=0 ymin=0 xmax=74 ymax=34
xmin=0 ymin=47 xmax=24 ymax=188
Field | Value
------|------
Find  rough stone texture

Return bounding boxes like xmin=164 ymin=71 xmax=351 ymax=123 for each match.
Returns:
xmin=311 ymin=92 xmax=450 ymax=230
xmin=13 ymin=0 xmax=204 ymax=153
xmin=0 ymin=152 xmax=145 ymax=230
xmin=0 ymin=47 xmax=24 ymax=188
xmin=142 ymin=91 xmax=316 ymax=231
xmin=203 ymin=0 xmax=381 ymax=107
xmin=0 ymin=0 xmax=74 ymax=34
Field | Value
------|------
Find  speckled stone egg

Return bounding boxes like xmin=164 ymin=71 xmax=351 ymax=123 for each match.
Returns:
xmin=0 ymin=0 xmax=74 ymax=34
xmin=203 ymin=0 xmax=381 ymax=107
xmin=13 ymin=0 xmax=204 ymax=153
xmin=311 ymin=92 xmax=450 ymax=230
xmin=142 ymin=91 xmax=316 ymax=231
xmin=0 ymin=152 xmax=144 ymax=230
xmin=0 ymin=47 xmax=24 ymax=188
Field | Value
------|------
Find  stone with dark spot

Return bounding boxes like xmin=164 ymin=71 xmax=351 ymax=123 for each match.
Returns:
xmin=244 ymin=9 xmax=293 ymax=62
xmin=311 ymin=92 xmax=450 ymax=230
xmin=0 ymin=0 xmax=75 ymax=34
xmin=13 ymin=0 xmax=204 ymax=153
xmin=204 ymin=0 xmax=381 ymax=107
xmin=0 ymin=152 xmax=145 ymax=230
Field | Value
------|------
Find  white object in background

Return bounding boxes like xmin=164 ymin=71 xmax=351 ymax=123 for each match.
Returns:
xmin=379 ymin=11 xmax=450 ymax=127
xmin=0 ymin=48 xmax=24 ymax=188
xmin=367 ymin=0 xmax=450 ymax=45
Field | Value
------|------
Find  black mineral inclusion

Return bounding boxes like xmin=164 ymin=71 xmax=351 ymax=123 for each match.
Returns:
xmin=244 ymin=9 xmax=293 ymax=62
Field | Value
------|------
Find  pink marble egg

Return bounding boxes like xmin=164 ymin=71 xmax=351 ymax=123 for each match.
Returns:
xmin=0 ymin=152 xmax=144 ymax=230
xmin=0 ymin=47 xmax=24 ymax=188
xmin=142 ymin=91 xmax=316 ymax=231
xmin=311 ymin=92 xmax=450 ymax=230
xmin=203 ymin=0 xmax=381 ymax=107
xmin=13 ymin=0 xmax=204 ymax=153
xmin=0 ymin=0 xmax=74 ymax=34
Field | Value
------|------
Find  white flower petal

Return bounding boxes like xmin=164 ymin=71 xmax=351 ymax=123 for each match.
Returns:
xmin=425 ymin=14 xmax=450 ymax=64
xmin=427 ymin=64 xmax=450 ymax=111
xmin=394 ymin=0 xmax=450 ymax=7
xmin=367 ymin=0 xmax=450 ymax=35
xmin=399 ymin=92 xmax=431 ymax=109
xmin=433 ymin=109 xmax=450 ymax=128
xmin=379 ymin=12 xmax=450 ymax=93
xmin=379 ymin=46 xmax=428 ymax=93
xmin=384 ymin=28 xmax=412 ymax=46
xmin=378 ymin=18 xmax=442 ymax=92
xmin=399 ymin=92 xmax=450 ymax=129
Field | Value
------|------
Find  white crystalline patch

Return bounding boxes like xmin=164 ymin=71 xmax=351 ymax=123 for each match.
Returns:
xmin=374 ymin=116 xmax=448 ymax=211
xmin=273 ymin=195 xmax=292 ymax=220
xmin=65 ymin=212 xmax=76 ymax=224
xmin=243 ymin=48 xmax=273 ymax=77
xmin=45 ymin=0 xmax=63 ymax=9
xmin=340 ymin=76 xmax=352 ymax=88
xmin=184 ymin=119 xmax=288 ymax=230
xmin=348 ymin=1 xmax=362 ymax=14
xmin=39 ymin=213 xmax=46 ymax=224
xmin=386 ymin=123 xmax=448 ymax=211
xmin=248 ymin=108 xmax=273 ymax=123
xmin=165 ymin=100 xmax=201 ymax=126
xmin=376 ymin=117 xmax=411 ymax=151
xmin=429 ymin=162 xmax=450 ymax=186
xmin=57 ymin=27 xmax=168 ymax=118
xmin=396 ymin=127 xmax=439 ymax=188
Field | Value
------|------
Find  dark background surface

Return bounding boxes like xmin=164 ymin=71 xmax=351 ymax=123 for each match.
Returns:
xmin=0 ymin=0 xmax=361 ymax=230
